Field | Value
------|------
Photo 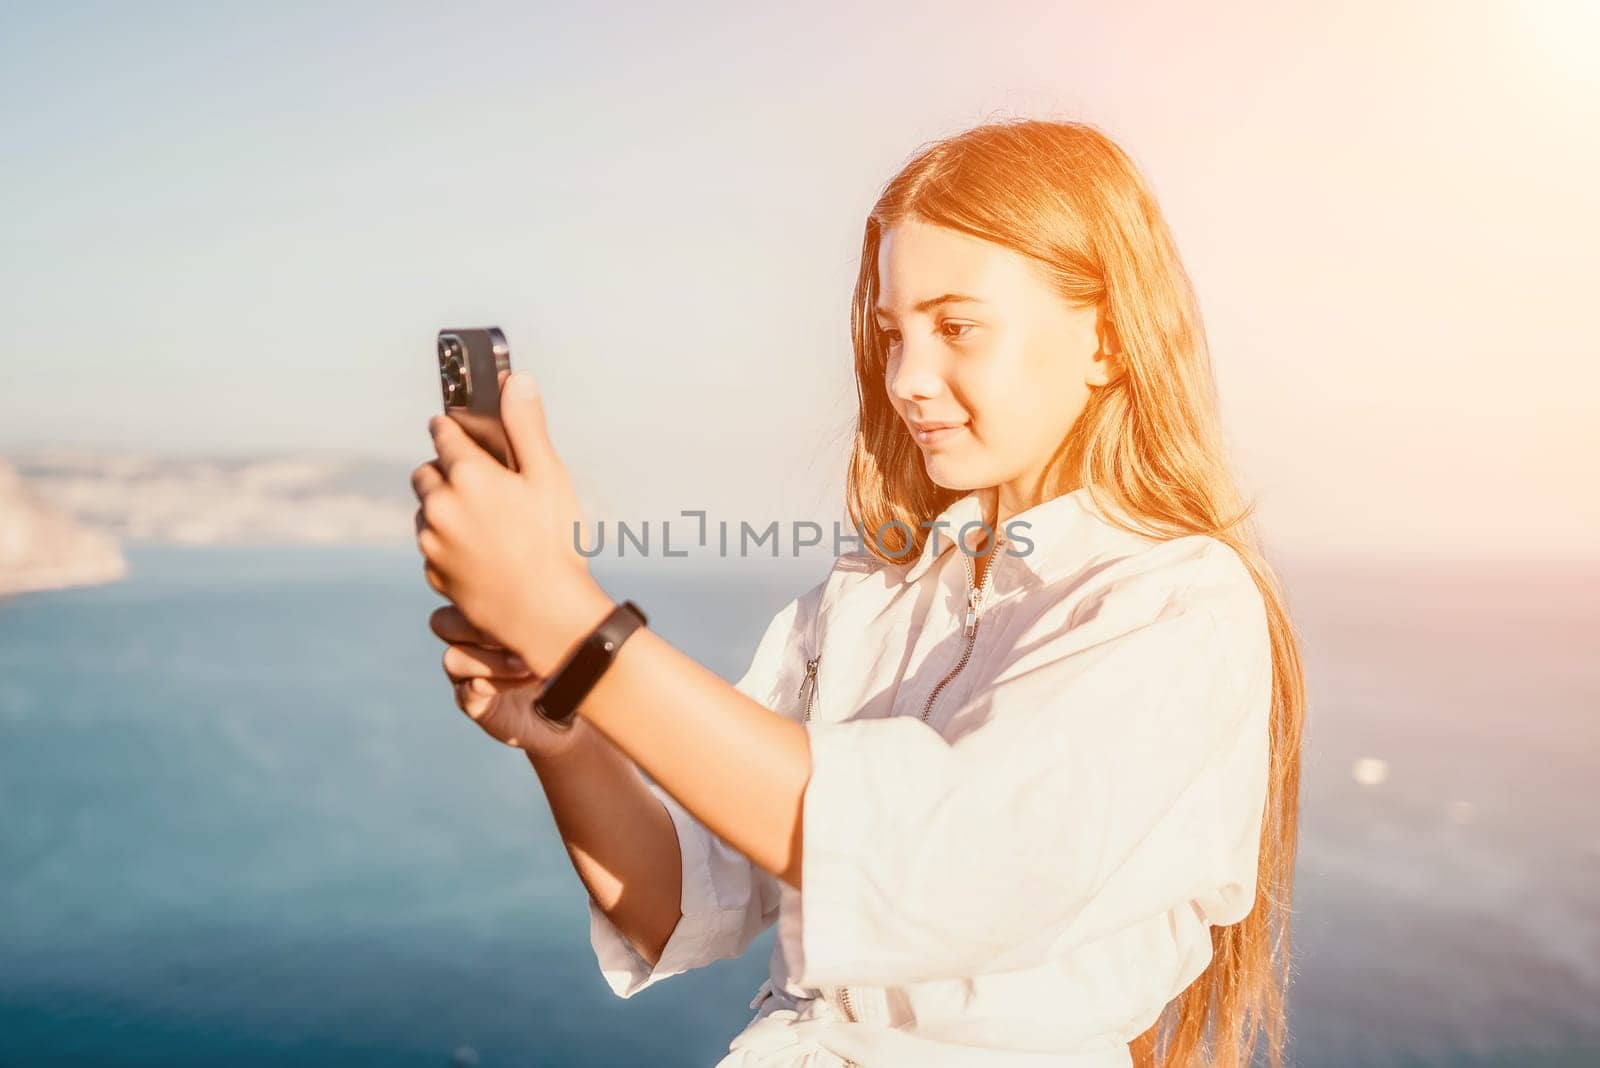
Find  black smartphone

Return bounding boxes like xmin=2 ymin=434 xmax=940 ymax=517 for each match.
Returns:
xmin=437 ymin=327 xmax=515 ymax=469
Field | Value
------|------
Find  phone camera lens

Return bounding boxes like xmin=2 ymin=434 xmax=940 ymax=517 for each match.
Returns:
xmin=438 ymin=335 xmax=470 ymax=408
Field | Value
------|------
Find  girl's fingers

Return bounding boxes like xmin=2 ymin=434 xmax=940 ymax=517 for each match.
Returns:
xmin=430 ymin=603 xmax=500 ymax=648
xmin=442 ymin=642 xmax=533 ymax=681
xmin=453 ymin=676 xmax=529 ymax=719
xmin=454 ymin=678 xmax=494 ymax=720
xmin=462 ymin=676 xmax=523 ymax=696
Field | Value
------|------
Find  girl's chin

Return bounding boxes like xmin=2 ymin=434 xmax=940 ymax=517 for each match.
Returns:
xmin=921 ymin=458 xmax=988 ymax=488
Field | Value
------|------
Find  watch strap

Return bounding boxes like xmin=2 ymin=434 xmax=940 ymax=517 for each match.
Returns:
xmin=534 ymin=600 xmax=648 ymax=729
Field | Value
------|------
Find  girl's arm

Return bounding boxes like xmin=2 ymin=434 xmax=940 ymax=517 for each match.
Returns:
xmin=526 ymin=717 xmax=683 ymax=966
xmin=573 ymin=578 xmax=826 ymax=998
xmin=548 ymin=592 xmax=812 ymax=894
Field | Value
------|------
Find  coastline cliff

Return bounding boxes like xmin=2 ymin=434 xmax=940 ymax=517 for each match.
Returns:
xmin=0 ymin=458 xmax=127 ymax=597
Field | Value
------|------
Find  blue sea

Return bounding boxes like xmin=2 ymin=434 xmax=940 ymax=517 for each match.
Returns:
xmin=1 ymin=546 xmax=1596 ymax=1067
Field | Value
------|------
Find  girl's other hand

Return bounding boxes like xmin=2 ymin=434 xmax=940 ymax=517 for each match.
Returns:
xmin=429 ymin=603 xmax=590 ymax=759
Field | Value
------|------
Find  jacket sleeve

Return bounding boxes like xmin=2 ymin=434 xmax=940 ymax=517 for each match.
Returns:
xmin=587 ymin=566 xmax=830 ymax=998
xmin=777 ymin=543 xmax=1275 ymax=989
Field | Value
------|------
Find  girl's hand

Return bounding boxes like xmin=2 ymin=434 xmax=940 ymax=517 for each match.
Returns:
xmin=430 ymin=603 xmax=591 ymax=758
xmin=411 ymin=369 xmax=614 ymax=677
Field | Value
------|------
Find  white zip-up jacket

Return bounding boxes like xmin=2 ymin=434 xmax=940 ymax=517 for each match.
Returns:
xmin=588 ymin=486 xmax=1274 ymax=1067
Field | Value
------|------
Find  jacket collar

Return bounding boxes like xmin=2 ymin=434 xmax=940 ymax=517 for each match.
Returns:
xmin=900 ymin=485 xmax=1102 ymax=584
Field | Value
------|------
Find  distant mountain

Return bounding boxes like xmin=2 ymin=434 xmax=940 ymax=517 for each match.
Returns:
xmin=5 ymin=450 xmax=418 ymax=547
xmin=0 ymin=458 xmax=127 ymax=596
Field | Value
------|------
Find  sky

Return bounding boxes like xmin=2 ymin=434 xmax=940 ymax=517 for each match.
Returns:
xmin=2 ymin=0 xmax=1596 ymax=559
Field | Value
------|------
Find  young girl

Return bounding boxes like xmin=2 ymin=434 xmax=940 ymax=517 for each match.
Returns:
xmin=413 ymin=118 xmax=1306 ymax=1068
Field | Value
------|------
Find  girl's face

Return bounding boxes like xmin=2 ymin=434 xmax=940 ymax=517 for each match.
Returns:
xmin=876 ymin=217 xmax=1116 ymax=522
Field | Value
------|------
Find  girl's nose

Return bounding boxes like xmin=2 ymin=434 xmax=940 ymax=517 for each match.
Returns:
xmin=887 ymin=345 xmax=946 ymax=404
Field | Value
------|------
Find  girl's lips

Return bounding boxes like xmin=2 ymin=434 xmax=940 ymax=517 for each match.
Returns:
xmin=913 ymin=422 xmax=968 ymax=445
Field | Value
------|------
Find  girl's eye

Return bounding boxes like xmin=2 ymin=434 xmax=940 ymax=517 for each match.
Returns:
xmin=878 ymin=323 xmax=973 ymax=347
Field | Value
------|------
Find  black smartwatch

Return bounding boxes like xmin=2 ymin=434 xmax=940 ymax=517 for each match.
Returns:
xmin=533 ymin=600 xmax=648 ymax=730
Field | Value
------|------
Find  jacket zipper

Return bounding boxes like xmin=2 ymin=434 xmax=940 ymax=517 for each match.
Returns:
xmin=918 ymin=530 xmax=1005 ymax=724
xmin=798 ymin=655 xmax=820 ymax=722
xmin=799 ymin=656 xmax=856 ymax=1030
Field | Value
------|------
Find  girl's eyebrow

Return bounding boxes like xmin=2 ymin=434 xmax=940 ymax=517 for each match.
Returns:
xmin=875 ymin=293 xmax=986 ymax=318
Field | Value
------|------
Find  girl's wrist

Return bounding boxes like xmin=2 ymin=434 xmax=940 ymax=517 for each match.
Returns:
xmin=515 ymin=579 xmax=616 ymax=678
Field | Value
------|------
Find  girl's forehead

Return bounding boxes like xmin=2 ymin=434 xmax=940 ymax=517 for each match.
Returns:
xmin=877 ymin=224 xmax=1033 ymax=302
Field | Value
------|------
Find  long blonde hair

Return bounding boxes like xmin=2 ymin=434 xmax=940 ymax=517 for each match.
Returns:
xmin=844 ymin=118 xmax=1305 ymax=1068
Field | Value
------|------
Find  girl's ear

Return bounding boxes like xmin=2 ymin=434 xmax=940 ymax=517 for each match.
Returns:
xmin=1087 ymin=312 xmax=1124 ymax=388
